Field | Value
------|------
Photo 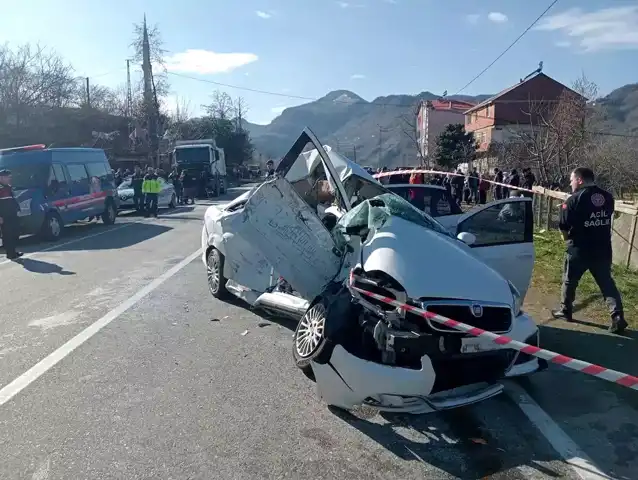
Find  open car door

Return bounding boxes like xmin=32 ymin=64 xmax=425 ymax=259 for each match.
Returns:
xmin=225 ymin=128 xmax=351 ymax=301
xmin=455 ymin=197 xmax=534 ymax=300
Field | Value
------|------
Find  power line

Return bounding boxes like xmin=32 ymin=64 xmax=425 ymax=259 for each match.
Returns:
xmin=452 ymin=0 xmax=560 ymax=96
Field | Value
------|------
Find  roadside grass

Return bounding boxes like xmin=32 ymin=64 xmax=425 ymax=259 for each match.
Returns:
xmin=531 ymin=229 xmax=638 ymax=330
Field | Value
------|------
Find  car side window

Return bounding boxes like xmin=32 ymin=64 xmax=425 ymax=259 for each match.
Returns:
xmin=52 ymin=164 xmax=68 ymax=188
xmin=66 ymin=164 xmax=89 ymax=185
xmin=457 ymin=200 xmax=533 ymax=247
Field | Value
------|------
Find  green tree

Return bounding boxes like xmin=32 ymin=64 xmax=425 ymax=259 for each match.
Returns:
xmin=434 ymin=123 xmax=477 ymax=169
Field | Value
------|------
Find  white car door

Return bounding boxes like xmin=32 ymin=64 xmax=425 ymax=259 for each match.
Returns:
xmin=222 ymin=129 xmax=352 ymax=301
xmin=455 ymin=197 xmax=534 ymax=300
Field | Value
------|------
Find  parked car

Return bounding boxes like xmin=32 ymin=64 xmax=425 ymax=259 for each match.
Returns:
xmin=386 ymin=183 xmax=463 ymax=219
xmin=201 ymin=128 xmax=543 ymax=414
xmin=116 ymin=176 xmax=177 ymax=210
xmin=0 ymin=144 xmax=119 ymax=241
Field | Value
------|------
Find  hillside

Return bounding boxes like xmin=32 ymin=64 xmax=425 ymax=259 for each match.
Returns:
xmin=244 ymin=83 xmax=638 ymax=168
xmin=243 ymin=90 xmax=491 ymax=168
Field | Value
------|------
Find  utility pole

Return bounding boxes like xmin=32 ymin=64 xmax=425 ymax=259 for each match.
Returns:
xmin=141 ymin=14 xmax=159 ymax=167
xmin=85 ymin=77 xmax=91 ymax=108
xmin=378 ymin=125 xmax=383 ymax=165
xmin=126 ymin=59 xmax=134 ymax=149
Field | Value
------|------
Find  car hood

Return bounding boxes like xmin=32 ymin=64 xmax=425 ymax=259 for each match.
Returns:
xmin=362 ymin=215 xmax=513 ymax=305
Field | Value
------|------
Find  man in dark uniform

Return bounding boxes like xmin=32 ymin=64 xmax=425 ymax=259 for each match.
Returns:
xmin=0 ymin=169 xmax=23 ymax=260
xmin=552 ymin=167 xmax=627 ymax=334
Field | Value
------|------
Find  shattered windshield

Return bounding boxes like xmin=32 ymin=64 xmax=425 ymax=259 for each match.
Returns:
xmin=337 ymin=193 xmax=453 ymax=238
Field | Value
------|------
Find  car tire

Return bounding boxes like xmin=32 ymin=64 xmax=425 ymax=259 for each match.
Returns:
xmin=40 ymin=211 xmax=63 ymax=241
xmin=292 ymin=301 xmax=334 ymax=381
xmin=207 ymin=248 xmax=229 ymax=299
xmin=168 ymin=193 xmax=177 ymax=209
xmin=101 ymin=200 xmax=117 ymax=225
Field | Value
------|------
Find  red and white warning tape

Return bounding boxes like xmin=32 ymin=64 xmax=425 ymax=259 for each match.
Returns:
xmin=348 ymin=278 xmax=638 ymax=391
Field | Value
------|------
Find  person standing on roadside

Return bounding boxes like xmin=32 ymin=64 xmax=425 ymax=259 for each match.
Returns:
xmin=493 ymin=168 xmax=504 ymax=200
xmin=265 ymin=159 xmax=275 ymax=179
xmin=478 ymin=174 xmax=490 ymax=204
xmin=522 ymin=168 xmax=536 ymax=198
xmin=142 ymin=167 xmax=160 ymax=218
xmin=169 ymin=167 xmax=183 ymax=205
xmin=451 ymin=170 xmax=464 ymax=206
xmin=552 ymin=167 xmax=627 ymax=334
xmin=131 ymin=166 xmax=144 ymax=213
xmin=0 ymin=169 xmax=23 ymax=260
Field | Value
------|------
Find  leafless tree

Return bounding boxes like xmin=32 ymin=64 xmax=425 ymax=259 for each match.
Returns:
xmin=232 ymin=96 xmax=249 ymax=129
xmin=168 ymin=95 xmax=193 ymax=123
xmin=205 ymin=91 xmax=234 ymax=119
xmin=0 ymin=43 xmax=77 ymax=128
xmin=397 ymin=102 xmax=424 ymax=165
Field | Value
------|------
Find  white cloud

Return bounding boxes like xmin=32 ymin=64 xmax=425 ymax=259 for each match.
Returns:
xmin=271 ymin=106 xmax=288 ymax=114
xmin=555 ymin=40 xmax=571 ymax=48
xmin=336 ymin=1 xmax=364 ymax=8
xmin=337 ymin=1 xmax=350 ymax=7
xmin=466 ymin=14 xmax=480 ymax=25
xmin=383 ymin=0 xmax=397 ymax=4
xmin=255 ymin=10 xmax=272 ymax=19
xmin=350 ymin=74 xmax=366 ymax=80
xmin=164 ymin=49 xmax=258 ymax=75
xmin=535 ymin=6 xmax=638 ymax=52
xmin=488 ymin=12 xmax=508 ymax=24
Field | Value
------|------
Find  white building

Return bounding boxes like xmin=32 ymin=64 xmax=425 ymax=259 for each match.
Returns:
xmin=416 ymin=99 xmax=476 ymax=163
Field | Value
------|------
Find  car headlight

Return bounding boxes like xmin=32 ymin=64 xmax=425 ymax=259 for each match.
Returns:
xmin=509 ymin=281 xmax=522 ymax=316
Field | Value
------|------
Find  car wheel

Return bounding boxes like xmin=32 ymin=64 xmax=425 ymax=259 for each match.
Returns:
xmin=168 ymin=193 xmax=177 ymax=209
xmin=293 ymin=301 xmax=334 ymax=380
xmin=101 ymin=200 xmax=117 ymax=225
xmin=41 ymin=212 xmax=63 ymax=241
xmin=207 ymin=248 xmax=229 ymax=299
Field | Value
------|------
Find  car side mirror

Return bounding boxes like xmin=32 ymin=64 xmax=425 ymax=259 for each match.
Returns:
xmin=457 ymin=231 xmax=476 ymax=246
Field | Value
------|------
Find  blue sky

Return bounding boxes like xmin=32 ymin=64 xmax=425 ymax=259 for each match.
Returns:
xmin=2 ymin=0 xmax=638 ymax=124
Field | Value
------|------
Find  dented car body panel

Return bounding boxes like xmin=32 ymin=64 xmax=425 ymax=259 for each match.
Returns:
xmin=201 ymin=127 xmax=542 ymax=414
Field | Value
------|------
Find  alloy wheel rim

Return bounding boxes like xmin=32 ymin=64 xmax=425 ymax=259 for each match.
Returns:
xmin=50 ymin=218 xmax=61 ymax=237
xmin=207 ymin=254 xmax=220 ymax=293
xmin=296 ymin=305 xmax=325 ymax=358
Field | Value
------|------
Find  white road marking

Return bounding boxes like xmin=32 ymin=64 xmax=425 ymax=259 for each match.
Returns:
xmin=0 ymin=222 xmax=137 ymax=267
xmin=506 ymin=382 xmax=613 ymax=480
xmin=0 ymin=248 xmax=202 ymax=407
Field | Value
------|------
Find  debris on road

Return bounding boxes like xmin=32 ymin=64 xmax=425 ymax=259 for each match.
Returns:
xmin=257 ymin=322 xmax=270 ymax=328
xmin=241 ymin=330 xmax=249 ymax=336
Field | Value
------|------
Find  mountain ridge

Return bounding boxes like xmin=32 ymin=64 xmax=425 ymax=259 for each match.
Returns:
xmin=243 ymin=85 xmax=638 ymax=168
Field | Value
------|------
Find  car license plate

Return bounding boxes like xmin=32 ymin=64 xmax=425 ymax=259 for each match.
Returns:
xmin=461 ymin=339 xmax=491 ymax=354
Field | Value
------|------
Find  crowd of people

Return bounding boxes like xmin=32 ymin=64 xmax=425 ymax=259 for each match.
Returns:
xmin=377 ymin=165 xmax=537 ymax=207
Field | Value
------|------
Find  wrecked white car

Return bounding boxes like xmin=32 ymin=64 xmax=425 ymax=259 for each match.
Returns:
xmin=201 ymin=128 xmax=545 ymax=414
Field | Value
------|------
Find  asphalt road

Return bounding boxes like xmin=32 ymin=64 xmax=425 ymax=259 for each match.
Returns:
xmin=0 ymin=186 xmax=636 ymax=480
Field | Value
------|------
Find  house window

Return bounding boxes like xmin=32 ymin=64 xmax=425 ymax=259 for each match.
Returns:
xmin=485 ymin=107 xmax=490 ymax=118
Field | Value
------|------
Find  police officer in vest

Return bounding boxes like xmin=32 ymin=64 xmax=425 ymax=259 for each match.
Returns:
xmin=552 ymin=167 xmax=627 ymax=334
xmin=0 ymin=169 xmax=23 ymax=260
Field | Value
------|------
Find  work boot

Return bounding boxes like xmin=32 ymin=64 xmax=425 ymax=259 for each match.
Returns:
xmin=551 ymin=308 xmax=573 ymax=322
xmin=609 ymin=315 xmax=628 ymax=335
xmin=7 ymin=252 xmax=23 ymax=260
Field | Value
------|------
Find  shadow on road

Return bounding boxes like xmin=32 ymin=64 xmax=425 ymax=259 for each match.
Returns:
xmin=50 ymin=223 xmax=173 ymax=252
xmin=328 ymin=398 xmax=565 ymax=479
xmin=14 ymin=257 xmax=75 ymax=275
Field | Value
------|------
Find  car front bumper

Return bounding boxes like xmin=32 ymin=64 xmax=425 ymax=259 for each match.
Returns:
xmin=311 ymin=312 xmax=542 ymax=414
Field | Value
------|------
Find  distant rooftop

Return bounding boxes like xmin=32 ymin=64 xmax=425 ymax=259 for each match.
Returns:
xmin=424 ymin=99 xmax=476 ymax=113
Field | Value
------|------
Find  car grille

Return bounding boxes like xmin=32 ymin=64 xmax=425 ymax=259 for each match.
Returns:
xmin=421 ymin=303 xmax=512 ymax=334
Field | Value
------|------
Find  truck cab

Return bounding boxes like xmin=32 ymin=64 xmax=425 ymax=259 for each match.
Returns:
xmin=172 ymin=139 xmax=227 ymax=197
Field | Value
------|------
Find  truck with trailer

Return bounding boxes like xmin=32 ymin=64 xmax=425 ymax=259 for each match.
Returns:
xmin=172 ymin=139 xmax=227 ymax=198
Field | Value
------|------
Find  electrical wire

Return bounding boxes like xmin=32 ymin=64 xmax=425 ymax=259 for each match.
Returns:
xmin=452 ymin=0 xmax=560 ymax=95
